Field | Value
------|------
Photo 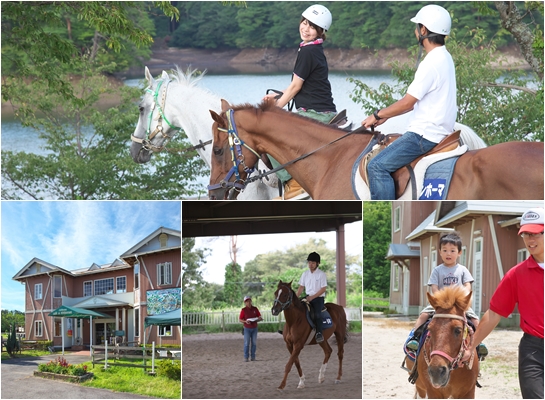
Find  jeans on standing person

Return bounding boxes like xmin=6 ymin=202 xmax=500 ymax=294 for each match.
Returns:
xmin=310 ymin=296 xmax=325 ymax=335
xmin=518 ymin=333 xmax=544 ymax=399
xmin=368 ymin=131 xmax=437 ymax=200
xmin=243 ymin=327 xmax=258 ymax=361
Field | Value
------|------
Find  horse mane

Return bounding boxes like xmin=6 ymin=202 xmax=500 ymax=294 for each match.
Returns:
xmin=167 ymin=65 xmax=206 ymax=88
xmin=432 ymin=286 xmax=471 ymax=312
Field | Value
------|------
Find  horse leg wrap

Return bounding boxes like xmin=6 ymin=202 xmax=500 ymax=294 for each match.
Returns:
xmin=319 ymin=363 xmax=328 ymax=383
xmin=297 ymin=374 xmax=305 ymax=389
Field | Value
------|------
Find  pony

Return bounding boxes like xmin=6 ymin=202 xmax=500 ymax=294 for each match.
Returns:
xmin=271 ymin=280 xmax=348 ymax=390
xmin=405 ymin=286 xmax=479 ymax=399
xmin=129 ymin=66 xmax=278 ymax=200
xmin=208 ymin=100 xmax=544 ymax=200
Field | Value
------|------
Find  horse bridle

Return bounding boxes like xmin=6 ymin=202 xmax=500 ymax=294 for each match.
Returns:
xmin=423 ymin=313 xmax=475 ymax=371
xmin=207 ymin=108 xmax=261 ymax=193
xmin=131 ymin=79 xmax=183 ymax=153
xmin=273 ymin=284 xmax=294 ymax=311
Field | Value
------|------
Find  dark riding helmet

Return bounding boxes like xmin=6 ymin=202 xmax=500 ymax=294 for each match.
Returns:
xmin=307 ymin=252 xmax=321 ymax=264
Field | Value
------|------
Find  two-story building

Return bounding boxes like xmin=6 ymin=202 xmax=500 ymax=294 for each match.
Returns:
xmin=12 ymin=226 xmax=181 ymax=349
xmin=386 ymin=201 xmax=543 ymax=327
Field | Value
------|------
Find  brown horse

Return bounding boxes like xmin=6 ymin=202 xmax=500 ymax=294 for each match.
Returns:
xmin=405 ymin=286 xmax=479 ymax=399
xmin=208 ymin=100 xmax=544 ymax=200
xmin=271 ymin=280 xmax=347 ymax=390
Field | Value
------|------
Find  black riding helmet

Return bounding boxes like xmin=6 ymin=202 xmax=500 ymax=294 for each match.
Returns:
xmin=307 ymin=252 xmax=321 ymax=264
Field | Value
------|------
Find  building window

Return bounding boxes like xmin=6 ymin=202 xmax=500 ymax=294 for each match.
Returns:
xmin=116 ymin=276 xmax=127 ymax=293
xmin=35 ymin=283 xmax=43 ymax=300
xmin=159 ymin=233 xmax=168 ymax=248
xmin=392 ymin=265 xmax=400 ymax=291
xmin=54 ymin=276 xmax=62 ymax=298
xmin=135 ymin=309 xmax=140 ymax=337
xmin=135 ymin=263 xmax=140 ymax=290
xmin=461 ymin=246 xmax=467 ymax=266
xmin=83 ymin=281 xmax=92 ymax=297
xmin=94 ymin=278 xmax=114 ymax=295
xmin=35 ymin=321 xmax=43 ymax=337
xmin=394 ymin=206 xmax=401 ymax=232
xmin=157 ymin=262 xmax=172 ymax=286
xmin=517 ymin=248 xmax=529 ymax=263
xmin=54 ymin=318 xmax=62 ymax=337
xmin=158 ymin=325 xmax=173 ymax=337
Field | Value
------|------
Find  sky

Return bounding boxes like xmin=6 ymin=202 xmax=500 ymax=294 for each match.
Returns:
xmin=193 ymin=219 xmax=363 ymax=284
xmin=1 ymin=201 xmax=181 ymax=312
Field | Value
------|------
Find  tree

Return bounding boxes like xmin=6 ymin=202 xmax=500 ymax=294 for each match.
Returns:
xmin=182 ymin=237 xmax=216 ymax=311
xmin=363 ymin=202 xmax=391 ymax=297
xmin=224 ymin=262 xmax=243 ymax=306
xmin=1 ymin=310 xmax=25 ymax=333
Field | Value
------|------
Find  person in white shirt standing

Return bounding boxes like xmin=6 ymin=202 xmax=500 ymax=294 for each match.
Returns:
xmin=361 ymin=4 xmax=456 ymax=200
xmin=296 ymin=252 xmax=327 ymax=343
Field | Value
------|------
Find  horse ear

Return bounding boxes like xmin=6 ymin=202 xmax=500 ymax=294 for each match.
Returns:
xmin=145 ymin=66 xmax=154 ymax=86
xmin=427 ymin=291 xmax=437 ymax=310
xmin=210 ymin=110 xmax=226 ymax=128
xmin=161 ymin=70 xmax=169 ymax=81
xmin=458 ymin=290 xmax=473 ymax=312
xmin=220 ymin=99 xmax=231 ymax=112
xmin=287 ymin=280 xmax=293 ymax=287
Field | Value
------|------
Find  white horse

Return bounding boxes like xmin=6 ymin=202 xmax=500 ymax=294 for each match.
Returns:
xmin=129 ymin=66 xmax=278 ymax=200
xmin=129 ymin=66 xmax=486 ymax=200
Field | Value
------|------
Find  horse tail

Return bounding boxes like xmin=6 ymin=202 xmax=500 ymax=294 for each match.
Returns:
xmin=454 ymin=122 xmax=487 ymax=150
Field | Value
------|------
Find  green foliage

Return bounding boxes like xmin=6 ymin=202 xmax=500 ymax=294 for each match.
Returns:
xmin=1 ymin=310 xmax=25 ymax=333
xmin=224 ymin=262 xmax=243 ymax=305
xmin=363 ymin=202 xmax=391 ymax=297
xmin=5 ymin=324 xmax=19 ymax=357
xmin=156 ymin=359 xmax=181 ymax=380
xmin=349 ymin=29 xmax=544 ymax=144
xmin=38 ymin=356 xmax=89 ymax=376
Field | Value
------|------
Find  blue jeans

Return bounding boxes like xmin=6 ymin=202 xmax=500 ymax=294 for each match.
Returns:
xmin=243 ymin=327 xmax=258 ymax=360
xmin=368 ymin=131 xmax=437 ymax=200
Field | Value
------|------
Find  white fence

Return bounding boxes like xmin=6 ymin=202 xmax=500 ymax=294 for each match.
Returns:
xmin=183 ymin=308 xmax=362 ymax=329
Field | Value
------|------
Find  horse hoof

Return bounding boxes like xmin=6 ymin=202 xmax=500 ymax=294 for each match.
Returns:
xmin=335 ymin=380 xmax=342 ymax=384
xmin=297 ymin=384 xmax=305 ymax=389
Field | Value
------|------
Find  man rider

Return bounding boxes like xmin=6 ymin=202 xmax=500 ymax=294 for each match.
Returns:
xmin=361 ymin=4 xmax=456 ymax=200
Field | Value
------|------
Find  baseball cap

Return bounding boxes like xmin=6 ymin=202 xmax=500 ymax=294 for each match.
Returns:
xmin=244 ymin=296 xmax=252 ymax=302
xmin=518 ymin=208 xmax=544 ymax=235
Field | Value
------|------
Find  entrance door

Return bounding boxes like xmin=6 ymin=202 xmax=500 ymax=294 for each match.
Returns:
xmin=94 ymin=320 xmax=115 ymax=344
xmin=472 ymin=238 xmax=483 ymax=316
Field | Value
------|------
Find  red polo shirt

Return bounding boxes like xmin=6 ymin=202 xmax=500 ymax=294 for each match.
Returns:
xmin=240 ymin=306 xmax=261 ymax=329
xmin=489 ymin=256 xmax=544 ymax=338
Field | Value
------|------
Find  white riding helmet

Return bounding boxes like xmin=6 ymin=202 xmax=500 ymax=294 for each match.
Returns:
xmin=410 ymin=4 xmax=451 ymax=35
xmin=302 ymin=4 xmax=332 ymax=31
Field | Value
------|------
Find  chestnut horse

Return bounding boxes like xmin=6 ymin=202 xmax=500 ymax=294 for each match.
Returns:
xmin=271 ymin=280 xmax=347 ymax=390
xmin=405 ymin=286 xmax=479 ymax=399
xmin=208 ymin=100 xmax=544 ymax=200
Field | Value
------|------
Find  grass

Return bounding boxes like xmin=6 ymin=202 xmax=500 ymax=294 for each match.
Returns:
xmin=1 ymin=349 xmax=51 ymax=360
xmin=80 ymin=360 xmax=180 ymax=399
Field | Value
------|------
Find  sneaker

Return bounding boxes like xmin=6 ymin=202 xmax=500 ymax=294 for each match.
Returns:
xmin=244 ymin=358 xmax=249 ymax=362
xmin=251 ymin=358 xmax=256 ymax=361
xmin=315 ymin=332 xmax=324 ymax=343
xmin=477 ymin=343 xmax=488 ymax=358
xmin=406 ymin=339 xmax=419 ymax=351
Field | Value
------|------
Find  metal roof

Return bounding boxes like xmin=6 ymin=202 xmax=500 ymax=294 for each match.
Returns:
xmin=406 ymin=210 xmax=454 ymax=242
xmin=386 ymin=244 xmax=420 ymax=260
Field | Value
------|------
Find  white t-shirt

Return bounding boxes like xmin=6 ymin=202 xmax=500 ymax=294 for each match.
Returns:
xmin=406 ymin=46 xmax=457 ymax=143
xmin=298 ymin=269 xmax=327 ymax=297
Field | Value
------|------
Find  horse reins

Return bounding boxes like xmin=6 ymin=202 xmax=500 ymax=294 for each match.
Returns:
xmin=423 ymin=313 xmax=475 ymax=371
xmin=207 ymin=108 xmax=363 ymax=194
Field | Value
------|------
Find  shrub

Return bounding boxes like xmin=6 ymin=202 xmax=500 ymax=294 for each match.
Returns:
xmin=156 ymin=359 xmax=181 ymax=380
xmin=38 ymin=356 xmax=88 ymax=376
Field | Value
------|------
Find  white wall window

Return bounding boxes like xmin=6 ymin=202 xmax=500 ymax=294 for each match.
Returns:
xmin=392 ymin=265 xmax=400 ymax=291
xmin=394 ymin=206 xmax=401 ymax=232
xmin=54 ymin=276 xmax=62 ymax=298
xmin=83 ymin=281 xmax=93 ymax=297
xmin=35 ymin=321 xmax=43 ymax=337
xmin=134 ymin=263 xmax=140 ymax=290
xmin=157 ymin=262 xmax=172 ymax=286
xmin=35 ymin=283 xmax=43 ymax=300
xmin=94 ymin=278 xmax=114 ymax=295
xmin=461 ymin=246 xmax=467 ymax=266
xmin=517 ymin=249 xmax=529 ymax=263
xmin=158 ymin=325 xmax=173 ymax=337
xmin=116 ymin=276 xmax=127 ymax=293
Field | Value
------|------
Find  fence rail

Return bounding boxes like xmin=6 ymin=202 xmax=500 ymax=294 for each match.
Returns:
xmin=363 ymin=297 xmax=390 ymax=309
xmin=183 ymin=307 xmax=362 ymax=329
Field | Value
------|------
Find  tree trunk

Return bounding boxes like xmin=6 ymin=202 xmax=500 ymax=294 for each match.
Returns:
xmin=494 ymin=1 xmax=543 ymax=80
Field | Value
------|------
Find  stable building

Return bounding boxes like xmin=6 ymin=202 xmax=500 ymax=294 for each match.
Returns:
xmin=12 ymin=226 xmax=181 ymax=349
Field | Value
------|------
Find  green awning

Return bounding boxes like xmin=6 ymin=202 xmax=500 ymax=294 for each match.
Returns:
xmin=49 ymin=305 xmax=110 ymax=319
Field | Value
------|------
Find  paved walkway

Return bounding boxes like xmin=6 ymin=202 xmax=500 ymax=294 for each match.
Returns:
xmin=1 ymin=354 xmax=153 ymax=399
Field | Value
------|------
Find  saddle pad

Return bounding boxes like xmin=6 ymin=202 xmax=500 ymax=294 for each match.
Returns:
xmin=305 ymin=309 xmax=334 ymax=330
xmin=418 ymin=156 xmax=459 ymax=200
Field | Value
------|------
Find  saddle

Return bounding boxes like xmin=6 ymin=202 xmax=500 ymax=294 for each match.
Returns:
xmin=361 ymin=130 xmax=461 ymax=198
xmin=302 ymin=299 xmax=333 ymax=330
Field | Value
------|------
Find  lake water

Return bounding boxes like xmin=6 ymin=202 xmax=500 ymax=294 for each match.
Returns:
xmin=1 ymin=71 xmax=406 ymax=157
